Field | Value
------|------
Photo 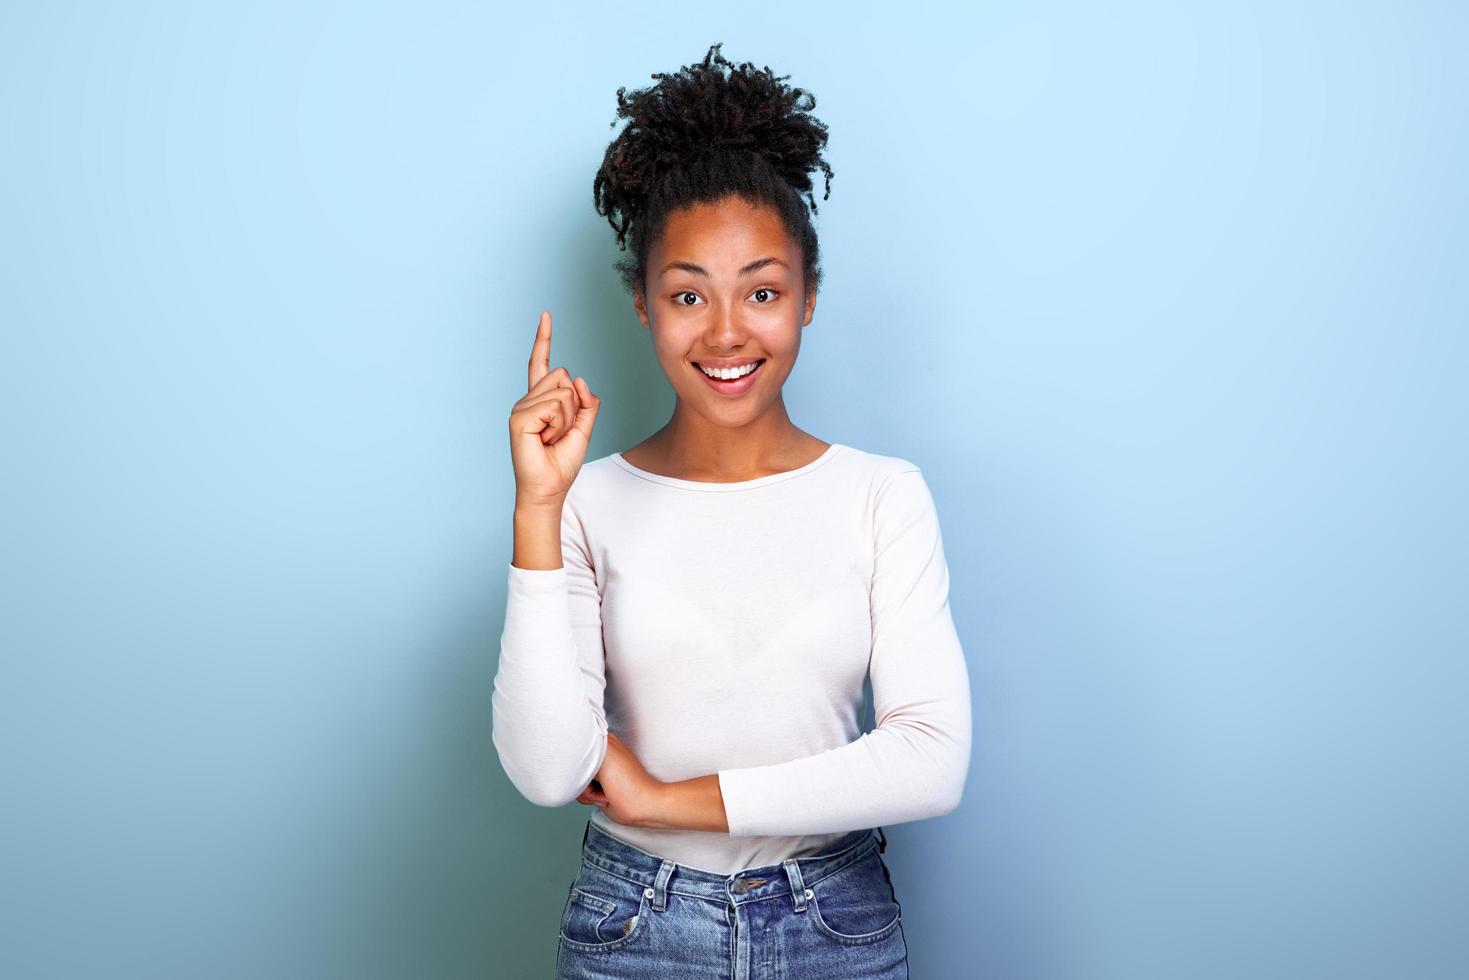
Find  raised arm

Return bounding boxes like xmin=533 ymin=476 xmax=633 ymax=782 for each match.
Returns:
xmin=492 ymin=310 xmax=607 ymax=807
xmin=714 ymin=467 xmax=972 ymax=836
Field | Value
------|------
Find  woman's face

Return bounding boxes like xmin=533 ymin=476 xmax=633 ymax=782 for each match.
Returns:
xmin=634 ymin=195 xmax=816 ymax=427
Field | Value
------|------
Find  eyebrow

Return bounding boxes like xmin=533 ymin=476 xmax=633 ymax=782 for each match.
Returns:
xmin=658 ymin=256 xmax=789 ymax=278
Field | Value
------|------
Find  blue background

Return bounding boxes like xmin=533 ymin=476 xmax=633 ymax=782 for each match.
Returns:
xmin=2 ymin=2 xmax=1464 ymax=977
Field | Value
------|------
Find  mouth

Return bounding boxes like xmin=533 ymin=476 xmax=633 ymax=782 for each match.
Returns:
xmin=692 ymin=358 xmax=766 ymax=396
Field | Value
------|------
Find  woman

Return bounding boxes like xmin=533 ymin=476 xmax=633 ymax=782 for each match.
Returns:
xmin=493 ymin=42 xmax=971 ymax=979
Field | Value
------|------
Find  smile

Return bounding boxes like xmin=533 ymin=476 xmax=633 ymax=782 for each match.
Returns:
xmin=693 ymin=358 xmax=765 ymax=395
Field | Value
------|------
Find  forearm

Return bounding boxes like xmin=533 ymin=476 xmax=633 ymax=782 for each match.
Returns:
xmin=635 ymin=716 xmax=967 ymax=836
xmin=714 ymin=717 xmax=969 ymax=837
xmin=640 ymin=774 xmax=730 ymax=833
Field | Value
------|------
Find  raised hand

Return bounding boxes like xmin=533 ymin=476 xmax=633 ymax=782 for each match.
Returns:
xmin=508 ymin=311 xmax=601 ymax=508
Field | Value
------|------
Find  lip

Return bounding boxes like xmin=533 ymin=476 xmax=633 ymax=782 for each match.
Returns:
xmin=692 ymin=358 xmax=766 ymax=396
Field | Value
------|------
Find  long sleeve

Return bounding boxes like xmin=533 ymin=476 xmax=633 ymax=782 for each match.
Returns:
xmin=715 ymin=467 xmax=973 ymax=837
xmin=490 ymin=498 xmax=609 ymax=807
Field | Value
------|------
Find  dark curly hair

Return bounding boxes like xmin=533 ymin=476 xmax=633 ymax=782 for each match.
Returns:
xmin=592 ymin=42 xmax=835 ymax=299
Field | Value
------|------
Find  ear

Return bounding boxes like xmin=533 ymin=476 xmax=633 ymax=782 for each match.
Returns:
xmin=801 ymin=286 xmax=817 ymax=327
xmin=633 ymin=287 xmax=650 ymax=329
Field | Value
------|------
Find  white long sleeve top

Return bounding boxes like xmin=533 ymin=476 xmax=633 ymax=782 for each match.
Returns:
xmin=491 ymin=442 xmax=972 ymax=874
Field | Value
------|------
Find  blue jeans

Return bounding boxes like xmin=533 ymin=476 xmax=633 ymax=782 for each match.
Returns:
xmin=556 ymin=818 xmax=908 ymax=978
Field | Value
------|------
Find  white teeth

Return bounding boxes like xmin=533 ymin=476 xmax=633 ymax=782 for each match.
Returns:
xmin=699 ymin=361 xmax=760 ymax=380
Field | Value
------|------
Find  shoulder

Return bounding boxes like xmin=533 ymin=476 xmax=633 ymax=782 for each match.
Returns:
xmin=552 ymin=453 xmax=634 ymax=554
xmin=564 ymin=451 xmax=623 ymax=506
xmin=831 ymin=446 xmax=943 ymax=541
xmin=829 ymin=443 xmax=926 ymax=495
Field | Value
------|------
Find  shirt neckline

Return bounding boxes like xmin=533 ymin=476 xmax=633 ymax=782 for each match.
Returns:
xmin=609 ymin=443 xmax=846 ymax=492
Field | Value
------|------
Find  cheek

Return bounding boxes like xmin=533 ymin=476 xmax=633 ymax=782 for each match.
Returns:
xmin=752 ymin=319 xmax=802 ymax=358
xmin=652 ymin=333 xmax=694 ymax=368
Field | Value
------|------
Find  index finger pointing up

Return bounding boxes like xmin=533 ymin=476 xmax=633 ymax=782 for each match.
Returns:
xmin=527 ymin=311 xmax=551 ymax=392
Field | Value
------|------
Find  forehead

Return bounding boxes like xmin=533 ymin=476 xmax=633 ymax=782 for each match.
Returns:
xmin=654 ymin=196 xmax=794 ymax=271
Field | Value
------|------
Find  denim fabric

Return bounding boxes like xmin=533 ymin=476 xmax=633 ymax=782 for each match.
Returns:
xmin=555 ymin=818 xmax=908 ymax=979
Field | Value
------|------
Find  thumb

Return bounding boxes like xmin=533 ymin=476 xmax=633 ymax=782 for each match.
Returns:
xmin=570 ymin=377 xmax=600 ymax=440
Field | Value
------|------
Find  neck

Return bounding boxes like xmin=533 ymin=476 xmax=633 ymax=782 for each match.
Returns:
xmin=640 ymin=398 xmax=822 ymax=482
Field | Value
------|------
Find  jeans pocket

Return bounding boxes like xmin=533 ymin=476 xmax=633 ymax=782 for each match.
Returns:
xmin=558 ymin=862 xmax=651 ymax=952
xmin=806 ymin=847 xmax=903 ymax=946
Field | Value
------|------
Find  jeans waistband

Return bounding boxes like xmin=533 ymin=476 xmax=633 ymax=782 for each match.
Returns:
xmin=577 ymin=819 xmax=887 ymax=910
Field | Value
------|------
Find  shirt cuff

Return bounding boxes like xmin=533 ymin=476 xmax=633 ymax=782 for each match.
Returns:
xmin=507 ymin=561 xmax=568 ymax=592
xmin=716 ymin=768 xmax=765 ymax=838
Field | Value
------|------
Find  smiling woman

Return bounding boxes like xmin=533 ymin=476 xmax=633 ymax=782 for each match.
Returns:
xmin=596 ymin=52 xmax=830 ymax=446
xmin=494 ymin=41 xmax=971 ymax=980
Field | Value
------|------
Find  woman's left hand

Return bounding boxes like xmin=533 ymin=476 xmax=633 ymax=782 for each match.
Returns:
xmin=576 ymin=731 xmax=665 ymax=827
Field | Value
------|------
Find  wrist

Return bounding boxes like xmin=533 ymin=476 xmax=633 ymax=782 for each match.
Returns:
xmin=514 ymin=495 xmax=564 ymax=518
xmin=635 ymin=780 xmax=674 ymax=829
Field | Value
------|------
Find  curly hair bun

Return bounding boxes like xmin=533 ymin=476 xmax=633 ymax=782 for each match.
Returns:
xmin=592 ymin=43 xmax=835 ymax=296
xmin=598 ymin=42 xmax=832 ymax=227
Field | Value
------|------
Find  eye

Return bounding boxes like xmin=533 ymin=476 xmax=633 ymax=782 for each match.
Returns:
xmin=673 ymin=291 xmax=703 ymax=306
xmin=750 ymin=287 xmax=779 ymax=303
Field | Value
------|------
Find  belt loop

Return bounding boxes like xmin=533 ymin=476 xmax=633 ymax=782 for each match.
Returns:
xmin=581 ymin=820 xmax=591 ymax=849
xmin=782 ymin=858 xmax=810 ymax=912
xmin=876 ymin=826 xmax=887 ymax=853
xmin=651 ymin=859 xmax=675 ymax=912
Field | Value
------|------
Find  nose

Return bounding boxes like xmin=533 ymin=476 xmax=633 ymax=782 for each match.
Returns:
xmin=702 ymin=300 xmax=749 ymax=349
